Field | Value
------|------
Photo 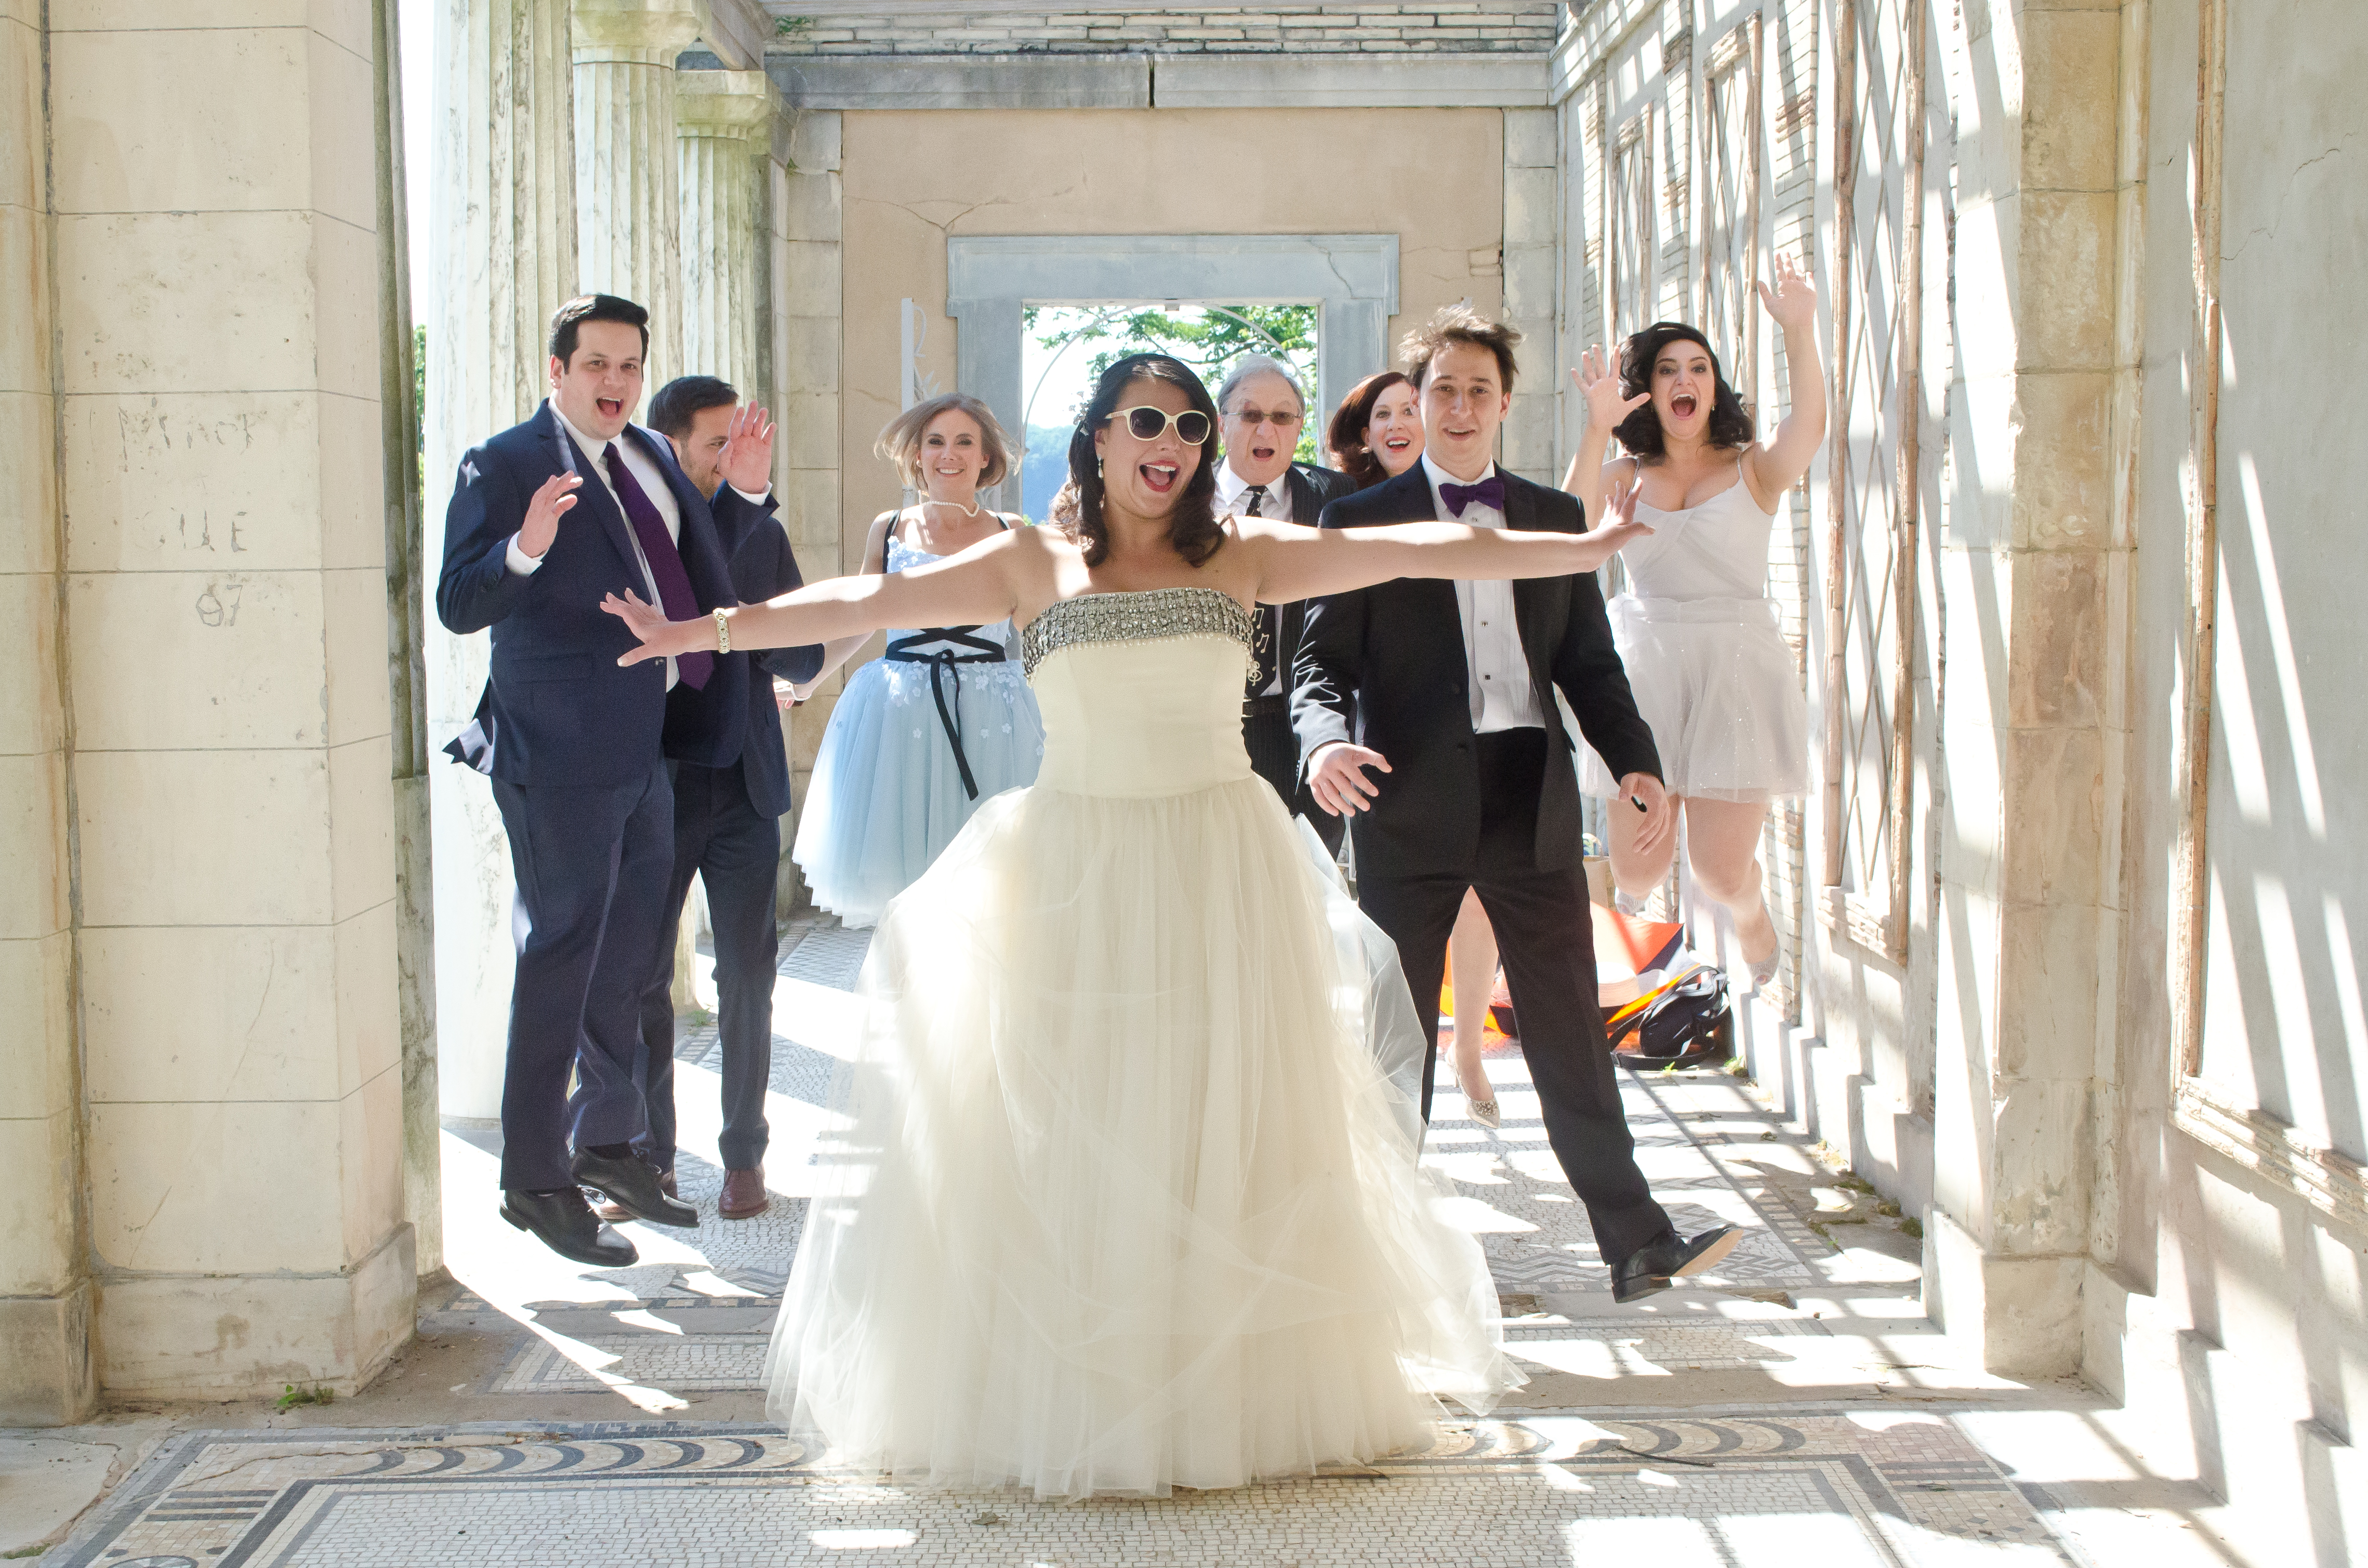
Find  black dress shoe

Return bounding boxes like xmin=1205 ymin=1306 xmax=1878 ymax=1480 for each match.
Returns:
xmin=500 ymin=1187 xmax=639 ymax=1267
xmin=571 ymin=1147 xmax=699 ymax=1228
xmin=1611 ymin=1225 xmax=1742 ymax=1304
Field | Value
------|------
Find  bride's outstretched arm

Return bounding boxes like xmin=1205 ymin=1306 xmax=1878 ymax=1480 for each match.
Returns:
xmin=1247 ymin=483 xmax=1649 ymax=606
xmin=604 ymin=534 xmax=1023 ymax=665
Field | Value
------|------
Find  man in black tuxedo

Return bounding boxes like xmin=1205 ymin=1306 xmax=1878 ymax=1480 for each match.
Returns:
xmin=612 ymin=375 xmax=823 ymax=1226
xmin=438 ymin=295 xmax=762 ymax=1265
xmin=1292 ymin=305 xmax=1736 ymax=1303
xmin=1212 ymin=353 xmax=1354 ymax=855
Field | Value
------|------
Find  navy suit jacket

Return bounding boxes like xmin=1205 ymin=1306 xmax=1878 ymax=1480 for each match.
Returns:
xmin=661 ymin=485 xmax=824 ymax=818
xmin=1290 ymin=464 xmax=1661 ymax=879
xmin=436 ymin=401 xmax=746 ymax=789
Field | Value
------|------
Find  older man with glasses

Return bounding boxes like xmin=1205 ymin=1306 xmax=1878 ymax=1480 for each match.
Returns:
xmin=1212 ymin=353 xmax=1355 ymax=854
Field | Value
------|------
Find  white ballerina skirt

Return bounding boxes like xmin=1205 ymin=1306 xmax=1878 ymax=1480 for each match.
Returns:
xmin=1582 ymin=593 xmax=1810 ymax=804
xmin=762 ymin=773 xmax=1514 ymax=1499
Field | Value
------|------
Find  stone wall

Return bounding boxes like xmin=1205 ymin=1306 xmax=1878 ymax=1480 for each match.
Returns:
xmin=769 ymin=3 xmax=1562 ymax=55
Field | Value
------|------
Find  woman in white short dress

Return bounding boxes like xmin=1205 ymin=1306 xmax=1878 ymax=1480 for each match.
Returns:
xmin=1564 ymin=254 xmax=1828 ymax=988
xmin=604 ymin=353 xmax=1660 ymax=1501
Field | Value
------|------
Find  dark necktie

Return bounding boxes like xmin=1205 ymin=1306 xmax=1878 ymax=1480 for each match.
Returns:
xmin=1440 ymin=474 xmax=1507 ymax=515
xmin=1242 ymin=485 xmax=1279 ymax=696
xmin=604 ymin=441 xmax=712 ymax=689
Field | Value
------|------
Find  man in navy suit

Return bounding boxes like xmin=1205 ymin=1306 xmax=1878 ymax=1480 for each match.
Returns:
xmin=438 ymin=294 xmax=766 ymax=1265
xmin=608 ymin=375 xmax=822 ymax=1226
xmin=1292 ymin=305 xmax=1737 ymax=1304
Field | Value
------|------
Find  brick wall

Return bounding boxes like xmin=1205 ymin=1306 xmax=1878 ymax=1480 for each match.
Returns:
xmin=769 ymin=4 xmax=1563 ymax=56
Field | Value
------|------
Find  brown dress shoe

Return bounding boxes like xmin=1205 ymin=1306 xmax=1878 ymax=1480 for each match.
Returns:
xmin=595 ymin=1167 xmax=677 ymax=1224
xmin=719 ymin=1167 xmax=770 ymax=1220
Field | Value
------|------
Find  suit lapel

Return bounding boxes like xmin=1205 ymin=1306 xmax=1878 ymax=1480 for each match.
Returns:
xmin=540 ymin=402 xmax=643 ymax=581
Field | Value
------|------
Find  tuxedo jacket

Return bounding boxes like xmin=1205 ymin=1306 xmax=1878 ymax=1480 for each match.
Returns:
xmin=436 ymin=400 xmax=750 ymax=789
xmin=1290 ymin=463 xmax=1662 ymax=879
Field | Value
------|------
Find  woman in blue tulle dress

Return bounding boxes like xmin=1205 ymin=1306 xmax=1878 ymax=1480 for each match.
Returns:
xmin=789 ymin=394 xmax=1045 ymax=926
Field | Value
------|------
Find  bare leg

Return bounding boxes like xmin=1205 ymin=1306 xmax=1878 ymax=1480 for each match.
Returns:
xmin=1605 ymin=788 xmax=1681 ymax=898
xmin=1681 ymin=798 xmax=1777 ymax=967
xmin=1447 ymin=888 xmax=1499 ymax=1107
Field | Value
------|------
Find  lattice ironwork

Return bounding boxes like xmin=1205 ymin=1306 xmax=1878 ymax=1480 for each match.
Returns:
xmin=1607 ymin=107 xmax=1657 ymax=346
xmin=1697 ymin=16 xmax=1764 ymax=402
xmin=1819 ymin=0 xmax=1927 ymax=962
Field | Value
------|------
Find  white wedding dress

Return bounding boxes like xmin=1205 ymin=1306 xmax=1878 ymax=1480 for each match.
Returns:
xmin=763 ymin=587 xmax=1517 ymax=1499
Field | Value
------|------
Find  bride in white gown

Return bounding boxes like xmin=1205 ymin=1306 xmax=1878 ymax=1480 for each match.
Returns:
xmin=604 ymin=353 xmax=1655 ymax=1499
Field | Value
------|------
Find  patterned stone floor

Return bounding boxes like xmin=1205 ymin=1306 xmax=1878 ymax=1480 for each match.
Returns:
xmin=28 ymin=923 xmax=2229 ymax=1565
xmin=51 ymin=1411 xmax=2079 ymax=1567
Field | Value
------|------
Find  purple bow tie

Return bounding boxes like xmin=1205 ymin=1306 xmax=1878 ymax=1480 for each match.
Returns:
xmin=1439 ymin=474 xmax=1506 ymax=515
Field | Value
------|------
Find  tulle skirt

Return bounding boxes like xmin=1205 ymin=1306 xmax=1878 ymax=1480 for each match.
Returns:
xmin=763 ymin=774 xmax=1516 ymax=1499
xmin=791 ymin=657 xmax=1046 ymax=927
xmin=1581 ymin=594 xmax=1810 ymax=803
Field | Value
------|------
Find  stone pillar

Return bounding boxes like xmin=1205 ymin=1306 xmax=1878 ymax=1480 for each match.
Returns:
xmin=1499 ymin=107 xmax=1560 ymax=479
xmin=426 ymin=0 xmax=576 ymax=1120
xmin=49 ymin=1 xmax=412 ymax=1397
xmin=572 ymin=0 xmax=702 ymax=392
xmin=677 ymin=70 xmax=776 ymax=390
xmin=1925 ymin=0 xmax=2127 ymax=1374
xmin=0 ymin=0 xmax=93 ymax=1427
xmin=776 ymin=111 xmax=845 ymax=897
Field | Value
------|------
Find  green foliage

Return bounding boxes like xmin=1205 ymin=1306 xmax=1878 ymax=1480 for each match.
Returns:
xmin=1900 ymin=1217 xmax=1925 ymax=1240
xmin=775 ymin=14 xmax=815 ymax=33
xmin=1024 ymin=303 xmax=1322 ymax=464
xmin=276 ymin=1382 xmax=336 ymax=1412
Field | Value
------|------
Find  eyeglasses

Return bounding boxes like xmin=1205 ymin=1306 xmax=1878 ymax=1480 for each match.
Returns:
xmin=1227 ymin=407 xmax=1302 ymax=431
xmin=1107 ymin=406 xmax=1212 ymax=445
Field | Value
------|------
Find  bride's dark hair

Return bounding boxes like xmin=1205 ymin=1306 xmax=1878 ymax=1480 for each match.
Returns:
xmin=1063 ymin=353 xmax=1225 ymax=567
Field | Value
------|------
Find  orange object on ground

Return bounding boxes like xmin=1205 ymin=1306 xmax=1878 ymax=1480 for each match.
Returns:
xmin=1441 ymin=911 xmax=1682 ymax=1042
xmin=1437 ymin=971 xmax=1516 ymax=1044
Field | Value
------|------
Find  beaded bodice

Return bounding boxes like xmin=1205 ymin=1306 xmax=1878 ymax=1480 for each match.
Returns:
xmin=1018 ymin=587 xmax=1255 ymax=680
xmin=1020 ymin=588 xmax=1260 ymax=799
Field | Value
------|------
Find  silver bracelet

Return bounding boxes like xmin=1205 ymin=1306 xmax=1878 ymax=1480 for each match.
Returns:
xmin=712 ymin=607 xmax=731 ymax=655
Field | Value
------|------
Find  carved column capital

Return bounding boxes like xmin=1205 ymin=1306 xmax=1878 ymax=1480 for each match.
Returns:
xmin=570 ymin=0 xmax=702 ymax=67
xmin=676 ymin=69 xmax=777 ymax=143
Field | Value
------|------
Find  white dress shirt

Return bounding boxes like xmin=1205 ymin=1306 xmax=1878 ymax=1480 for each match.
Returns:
xmin=1217 ymin=460 xmax=1294 ymax=695
xmin=1215 ymin=459 xmax=1294 ymax=523
xmin=1422 ymin=450 xmax=1545 ymax=734
xmin=506 ymin=402 xmax=686 ymax=687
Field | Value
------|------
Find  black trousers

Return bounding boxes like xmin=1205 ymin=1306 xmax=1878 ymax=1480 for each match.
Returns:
xmin=1355 ymin=728 xmax=1672 ymax=1270
xmin=636 ymin=758 xmax=780 ymax=1173
xmin=1244 ymin=696 xmax=1345 ymax=857
xmin=491 ymin=762 xmax=673 ymax=1191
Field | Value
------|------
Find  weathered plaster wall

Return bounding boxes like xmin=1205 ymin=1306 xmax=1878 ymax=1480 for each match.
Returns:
xmin=832 ymin=105 xmax=1504 ymax=562
xmin=2094 ymin=0 xmax=2368 ymax=1556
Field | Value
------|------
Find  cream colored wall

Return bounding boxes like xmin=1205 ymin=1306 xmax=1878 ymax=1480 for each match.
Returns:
xmin=833 ymin=106 xmax=1506 ymax=564
xmin=3 ymin=0 xmax=415 ymax=1410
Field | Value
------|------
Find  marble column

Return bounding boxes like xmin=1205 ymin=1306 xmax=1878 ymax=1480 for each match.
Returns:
xmin=573 ymin=0 xmax=702 ymax=392
xmin=426 ymin=0 xmax=577 ymax=1120
xmin=47 ymin=0 xmax=411 ymax=1398
xmin=0 ymin=0 xmax=90 ymax=1427
xmin=1925 ymin=0 xmax=2128 ymax=1375
xmin=677 ymin=70 xmax=776 ymax=391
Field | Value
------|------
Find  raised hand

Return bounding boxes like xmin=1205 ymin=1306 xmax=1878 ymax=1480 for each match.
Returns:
xmin=1755 ymin=251 xmax=1818 ymax=330
xmin=717 ymin=403 xmax=776 ymax=496
xmin=1570 ymin=344 xmax=1649 ymax=432
xmin=601 ymin=590 xmax=705 ymax=666
xmin=1567 ymin=476 xmax=1653 ymax=570
xmin=515 ymin=470 xmax=583 ymax=559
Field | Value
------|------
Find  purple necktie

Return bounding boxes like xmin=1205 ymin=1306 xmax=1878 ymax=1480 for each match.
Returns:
xmin=1440 ymin=474 xmax=1507 ymax=515
xmin=603 ymin=442 xmax=712 ymax=689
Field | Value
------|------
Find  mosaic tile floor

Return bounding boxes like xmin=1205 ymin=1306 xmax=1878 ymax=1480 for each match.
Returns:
xmin=430 ymin=921 xmax=1928 ymax=1411
xmin=51 ymin=1411 xmax=2081 ymax=1567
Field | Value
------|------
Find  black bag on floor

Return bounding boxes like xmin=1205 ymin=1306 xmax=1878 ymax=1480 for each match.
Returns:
xmin=1615 ymin=966 xmax=1734 ymax=1069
